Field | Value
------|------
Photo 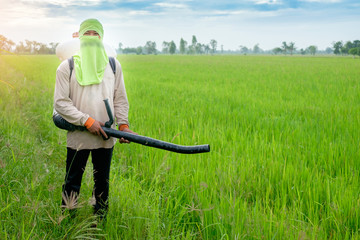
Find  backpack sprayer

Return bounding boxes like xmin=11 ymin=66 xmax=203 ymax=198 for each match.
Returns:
xmin=53 ymin=99 xmax=210 ymax=154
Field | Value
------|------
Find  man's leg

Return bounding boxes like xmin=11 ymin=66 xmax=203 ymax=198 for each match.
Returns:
xmin=62 ymin=148 xmax=90 ymax=210
xmin=91 ymin=147 xmax=113 ymax=217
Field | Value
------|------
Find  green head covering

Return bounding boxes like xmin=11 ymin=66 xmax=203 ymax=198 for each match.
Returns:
xmin=79 ymin=19 xmax=104 ymax=39
xmin=73 ymin=19 xmax=108 ymax=86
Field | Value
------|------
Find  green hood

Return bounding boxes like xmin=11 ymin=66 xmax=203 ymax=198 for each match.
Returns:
xmin=73 ymin=19 xmax=108 ymax=86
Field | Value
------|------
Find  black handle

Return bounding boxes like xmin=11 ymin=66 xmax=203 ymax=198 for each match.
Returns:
xmin=103 ymin=99 xmax=114 ymax=128
xmin=101 ymin=99 xmax=113 ymax=140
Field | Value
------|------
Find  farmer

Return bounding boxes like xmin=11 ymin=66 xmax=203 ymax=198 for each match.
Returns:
xmin=53 ymin=18 xmax=135 ymax=219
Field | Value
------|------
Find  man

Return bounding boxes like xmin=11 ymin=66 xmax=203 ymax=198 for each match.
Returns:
xmin=54 ymin=19 xmax=135 ymax=218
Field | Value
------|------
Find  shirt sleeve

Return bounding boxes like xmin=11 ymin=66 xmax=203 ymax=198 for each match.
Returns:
xmin=113 ymin=60 xmax=129 ymax=126
xmin=53 ymin=61 xmax=90 ymax=126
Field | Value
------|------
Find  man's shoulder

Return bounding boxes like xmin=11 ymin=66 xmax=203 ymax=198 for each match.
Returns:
xmin=57 ymin=59 xmax=71 ymax=74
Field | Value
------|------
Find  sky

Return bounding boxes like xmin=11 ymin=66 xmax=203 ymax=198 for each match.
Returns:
xmin=0 ymin=0 xmax=359 ymax=51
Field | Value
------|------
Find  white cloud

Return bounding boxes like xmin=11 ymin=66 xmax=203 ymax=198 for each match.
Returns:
xmin=20 ymin=0 xmax=102 ymax=7
xmin=211 ymin=9 xmax=280 ymax=17
xmin=253 ymin=0 xmax=282 ymax=5
xmin=154 ymin=2 xmax=188 ymax=8
xmin=128 ymin=10 xmax=152 ymax=16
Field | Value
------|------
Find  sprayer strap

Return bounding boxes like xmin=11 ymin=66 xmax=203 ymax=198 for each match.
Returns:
xmin=68 ymin=56 xmax=116 ymax=80
xmin=109 ymin=57 xmax=116 ymax=74
xmin=68 ymin=57 xmax=74 ymax=81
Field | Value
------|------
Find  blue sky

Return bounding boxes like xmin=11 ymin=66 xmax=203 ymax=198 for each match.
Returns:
xmin=1 ymin=0 xmax=359 ymax=51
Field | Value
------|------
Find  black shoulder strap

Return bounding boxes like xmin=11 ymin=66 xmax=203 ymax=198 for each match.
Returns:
xmin=109 ymin=57 xmax=116 ymax=74
xmin=68 ymin=56 xmax=115 ymax=80
xmin=68 ymin=56 xmax=74 ymax=80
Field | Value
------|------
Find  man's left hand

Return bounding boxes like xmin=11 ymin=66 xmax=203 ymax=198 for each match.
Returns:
xmin=119 ymin=128 xmax=137 ymax=144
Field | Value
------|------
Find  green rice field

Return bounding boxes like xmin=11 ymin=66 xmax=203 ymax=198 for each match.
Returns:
xmin=0 ymin=54 xmax=359 ymax=239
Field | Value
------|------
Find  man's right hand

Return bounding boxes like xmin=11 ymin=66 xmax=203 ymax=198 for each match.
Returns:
xmin=86 ymin=119 xmax=108 ymax=138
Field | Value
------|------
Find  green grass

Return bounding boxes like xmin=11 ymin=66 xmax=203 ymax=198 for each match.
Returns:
xmin=0 ymin=54 xmax=359 ymax=239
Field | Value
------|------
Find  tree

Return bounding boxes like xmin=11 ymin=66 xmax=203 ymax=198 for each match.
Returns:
xmin=33 ymin=41 xmax=43 ymax=54
xmin=25 ymin=39 xmax=33 ymax=53
xmin=195 ymin=43 xmax=203 ymax=54
xmin=333 ymin=41 xmax=343 ymax=55
xmin=187 ymin=35 xmax=197 ymax=54
xmin=15 ymin=41 xmax=26 ymax=53
xmin=0 ymin=34 xmax=15 ymax=52
xmin=325 ymin=47 xmax=333 ymax=54
xmin=342 ymin=41 xmax=353 ymax=55
xmin=37 ymin=43 xmax=48 ymax=54
xmin=278 ymin=41 xmax=295 ymax=55
xmin=49 ymin=42 xmax=59 ymax=54
xmin=123 ymin=47 xmax=137 ymax=54
xmin=162 ymin=41 xmax=170 ymax=54
xmin=117 ymin=42 xmax=123 ymax=54
xmin=144 ymin=41 xmax=157 ymax=54
xmin=192 ymin=35 xmax=197 ymax=47
xmin=272 ymin=47 xmax=282 ymax=55
xmin=204 ymin=44 xmax=210 ymax=54
xmin=353 ymin=40 xmax=360 ymax=48
xmin=179 ymin=38 xmax=187 ymax=54
xmin=210 ymin=39 xmax=217 ymax=54
xmin=0 ymin=34 xmax=7 ymax=50
xmin=136 ymin=46 xmax=143 ymax=55
xmin=349 ymin=47 xmax=360 ymax=58
xmin=240 ymin=45 xmax=249 ymax=55
xmin=169 ymin=41 xmax=176 ymax=54
xmin=281 ymin=41 xmax=288 ymax=55
xmin=253 ymin=44 xmax=260 ymax=54
xmin=307 ymin=45 xmax=317 ymax=55
xmin=288 ymin=42 xmax=296 ymax=55
xmin=6 ymin=39 xmax=14 ymax=52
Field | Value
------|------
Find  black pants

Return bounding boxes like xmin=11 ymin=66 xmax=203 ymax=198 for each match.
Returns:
xmin=62 ymin=147 xmax=113 ymax=214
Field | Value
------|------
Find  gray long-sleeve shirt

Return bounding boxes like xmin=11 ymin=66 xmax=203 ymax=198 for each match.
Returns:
xmin=54 ymin=58 xmax=129 ymax=150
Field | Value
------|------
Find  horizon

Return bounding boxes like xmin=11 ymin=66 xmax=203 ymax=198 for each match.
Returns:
xmin=1 ymin=0 xmax=359 ymax=51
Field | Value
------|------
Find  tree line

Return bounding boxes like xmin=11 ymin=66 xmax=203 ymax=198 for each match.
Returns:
xmin=270 ymin=40 xmax=360 ymax=56
xmin=120 ymin=35 xmax=218 ymax=55
xmin=332 ymin=40 xmax=360 ymax=56
xmin=1 ymin=33 xmax=359 ymax=57
xmin=121 ymin=38 xmax=360 ymax=57
xmin=0 ymin=34 xmax=58 ymax=54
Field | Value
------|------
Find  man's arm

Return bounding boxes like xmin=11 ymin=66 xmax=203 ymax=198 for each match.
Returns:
xmin=54 ymin=62 xmax=108 ymax=138
xmin=113 ymin=60 xmax=137 ymax=143
xmin=54 ymin=61 xmax=90 ymax=126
